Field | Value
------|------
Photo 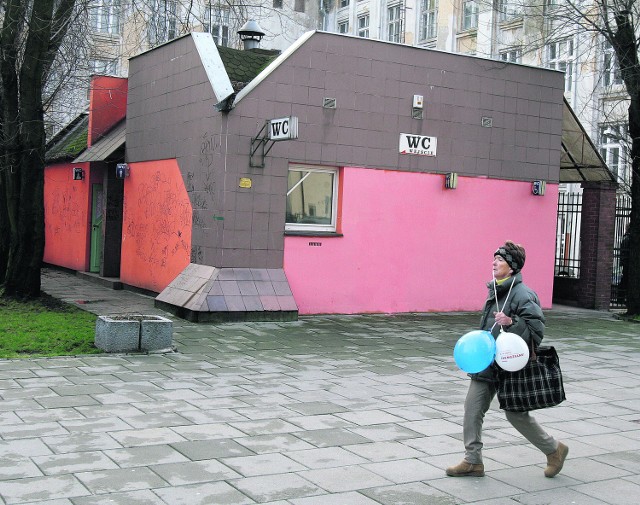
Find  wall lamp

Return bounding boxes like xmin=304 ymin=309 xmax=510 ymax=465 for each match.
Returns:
xmin=72 ymin=167 xmax=84 ymax=181
xmin=532 ymin=180 xmax=546 ymax=196
xmin=445 ymin=172 xmax=458 ymax=189
xmin=116 ymin=163 xmax=130 ymax=179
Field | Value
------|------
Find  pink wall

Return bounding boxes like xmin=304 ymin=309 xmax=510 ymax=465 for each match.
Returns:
xmin=284 ymin=167 xmax=558 ymax=315
xmin=120 ymin=159 xmax=192 ymax=293
xmin=44 ymin=163 xmax=92 ymax=271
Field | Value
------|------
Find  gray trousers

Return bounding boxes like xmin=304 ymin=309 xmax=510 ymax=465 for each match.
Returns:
xmin=463 ymin=378 xmax=558 ymax=464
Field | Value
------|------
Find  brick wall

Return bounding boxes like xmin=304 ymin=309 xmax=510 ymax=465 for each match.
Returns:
xmin=577 ymin=181 xmax=617 ymax=310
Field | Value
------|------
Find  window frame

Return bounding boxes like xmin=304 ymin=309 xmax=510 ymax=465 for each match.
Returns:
xmin=599 ymin=124 xmax=629 ymax=185
xmin=285 ymin=165 xmax=339 ymax=234
xmin=419 ymin=0 xmax=437 ymax=41
xmin=91 ymin=0 xmax=121 ymax=35
xmin=461 ymin=0 xmax=478 ymax=31
xmin=357 ymin=14 xmax=370 ymax=38
xmin=546 ymin=38 xmax=575 ymax=93
xmin=205 ymin=4 xmax=230 ymax=46
xmin=602 ymin=41 xmax=623 ymax=87
xmin=387 ymin=4 xmax=404 ymax=43
xmin=500 ymin=48 xmax=522 ymax=63
xmin=338 ymin=20 xmax=350 ymax=34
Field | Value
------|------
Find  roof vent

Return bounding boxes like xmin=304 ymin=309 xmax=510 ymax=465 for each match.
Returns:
xmin=238 ymin=20 xmax=265 ymax=50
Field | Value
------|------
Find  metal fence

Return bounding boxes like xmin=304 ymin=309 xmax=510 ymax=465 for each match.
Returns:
xmin=611 ymin=194 xmax=632 ymax=308
xmin=555 ymin=192 xmax=582 ymax=279
xmin=554 ymin=192 xmax=631 ymax=308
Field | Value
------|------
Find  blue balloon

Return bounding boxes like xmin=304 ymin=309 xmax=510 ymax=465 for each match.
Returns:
xmin=453 ymin=330 xmax=496 ymax=373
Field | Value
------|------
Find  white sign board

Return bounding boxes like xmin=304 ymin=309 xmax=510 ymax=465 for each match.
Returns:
xmin=269 ymin=117 xmax=299 ymax=141
xmin=399 ymin=133 xmax=437 ymax=156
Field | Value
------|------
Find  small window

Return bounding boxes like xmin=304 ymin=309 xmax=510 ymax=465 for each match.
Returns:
xmin=340 ymin=0 xmax=349 ymax=7
xmin=500 ymin=48 xmax=521 ymax=63
xmin=388 ymin=4 xmax=403 ymax=43
xmin=358 ymin=15 xmax=369 ymax=38
xmin=338 ymin=20 xmax=349 ymax=34
xmin=273 ymin=0 xmax=283 ymax=7
xmin=294 ymin=0 xmax=305 ymax=12
xmin=419 ymin=0 xmax=437 ymax=41
xmin=462 ymin=0 xmax=478 ymax=30
xmin=602 ymin=41 xmax=622 ymax=86
xmin=286 ymin=166 xmax=338 ymax=233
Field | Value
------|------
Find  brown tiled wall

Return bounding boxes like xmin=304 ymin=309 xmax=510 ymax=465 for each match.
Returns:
xmin=127 ymin=32 xmax=565 ymax=274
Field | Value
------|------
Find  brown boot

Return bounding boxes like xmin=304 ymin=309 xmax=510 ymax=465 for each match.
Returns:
xmin=445 ymin=460 xmax=485 ymax=477
xmin=544 ymin=442 xmax=569 ymax=478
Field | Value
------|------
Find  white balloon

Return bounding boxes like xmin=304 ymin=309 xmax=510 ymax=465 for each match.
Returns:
xmin=495 ymin=331 xmax=530 ymax=371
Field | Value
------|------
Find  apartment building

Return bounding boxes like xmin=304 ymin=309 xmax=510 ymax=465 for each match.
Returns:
xmin=47 ymin=0 xmax=322 ymax=134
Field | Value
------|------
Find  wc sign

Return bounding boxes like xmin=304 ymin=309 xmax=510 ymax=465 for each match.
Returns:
xmin=399 ymin=133 xmax=438 ymax=156
xmin=268 ymin=117 xmax=299 ymax=141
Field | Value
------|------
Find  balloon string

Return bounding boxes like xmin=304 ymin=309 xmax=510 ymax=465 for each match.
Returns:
xmin=490 ymin=275 xmax=515 ymax=332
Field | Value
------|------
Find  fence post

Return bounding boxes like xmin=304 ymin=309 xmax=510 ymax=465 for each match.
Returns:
xmin=577 ymin=181 xmax=618 ymax=310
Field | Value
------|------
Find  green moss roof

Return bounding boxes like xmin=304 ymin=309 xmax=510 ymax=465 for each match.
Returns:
xmin=45 ymin=114 xmax=89 ymax=163
xmin=217 ymin=46 xmax=279 ymax=85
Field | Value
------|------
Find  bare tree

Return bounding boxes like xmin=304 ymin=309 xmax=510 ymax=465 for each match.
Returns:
xmin=543 ymin=1 xmax=640 ymax=314
xmin=0 ymin=0 xmax=79 ymax=298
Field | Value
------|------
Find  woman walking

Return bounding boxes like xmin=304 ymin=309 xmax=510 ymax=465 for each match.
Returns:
xmin=446 ymin=241 xmax=568 ymax=478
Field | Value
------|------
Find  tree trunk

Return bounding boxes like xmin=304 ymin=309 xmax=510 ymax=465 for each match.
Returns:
xmin=627 ymin=98 xmax=640 ymax=315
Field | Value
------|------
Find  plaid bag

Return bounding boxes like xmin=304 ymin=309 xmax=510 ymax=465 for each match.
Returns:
xmin=496 ymin=345 xmax=566 ymax=412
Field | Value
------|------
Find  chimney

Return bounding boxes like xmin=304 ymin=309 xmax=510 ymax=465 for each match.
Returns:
xmin=238 ymin=20 xmax=265 ymax=50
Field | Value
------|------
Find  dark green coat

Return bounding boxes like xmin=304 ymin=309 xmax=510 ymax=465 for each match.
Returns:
xmin=472 ymin=273 xmax=545 ymax=382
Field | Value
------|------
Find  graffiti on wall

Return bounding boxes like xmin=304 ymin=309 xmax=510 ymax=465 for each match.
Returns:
xmin=121 ymin=162 xmax=192 ymax=291
xmin=47 ymin=185 xmax=84 ymax=236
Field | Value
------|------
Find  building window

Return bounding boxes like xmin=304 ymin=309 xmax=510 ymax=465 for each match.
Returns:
xmin=294 ymin=0 xmax=305 ymax=12
xmin=603 ymin=42 xmax=623 ymax=87
xmin=338 ymin=20 xmax=349 ymax=34
xmin=498 ymin=0 xmax=522 ymax=21
xmin=357 ymin=15 xmax=370 ymax=38
xmin=340 ymin=0 xmax=350 ymax=7
xmin=273 ymin=0 xmax=283 ymax=8
xmin=286 ymin=166 xmax=339 ymax=233
xmin=388 ymin=4 xmax=403 ymax=43
xmin=91 ymin=0 xmax=121 ymax=35
xmin=148 ymin=0 xmax=178 ymax=46
xmin=92 ymin=59 xmax=118 ymax=75
xmin=204 ymin=4 xmax=230 ymax=47
xmin=547 ymin=39 xmax=574 ymax=93
xmin=500 ymin=48 xmax=521 ymax=63
xmin=462 ymin=0 xmax=478 ymax=30
xmin=419 ymin=0 xmax=437 ymax=41
xmin=600 ymin=124 xmax=629 ymax=185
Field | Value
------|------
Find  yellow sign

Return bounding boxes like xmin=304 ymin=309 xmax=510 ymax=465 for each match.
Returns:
xmin=239 ymin=177 xmax=252 ymax=188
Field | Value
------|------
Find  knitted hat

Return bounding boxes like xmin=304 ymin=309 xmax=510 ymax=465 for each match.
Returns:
xmin=494 ymin=241 xmax=526 ymax=274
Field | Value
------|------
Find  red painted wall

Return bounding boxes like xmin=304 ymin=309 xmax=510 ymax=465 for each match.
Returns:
xmin=120 ymin=159 xmax=192 ymax=293
xmin=88 ymin=75 xmax=128 ymax=146
xmin=43 ymin=163 xmax=92 ymax=271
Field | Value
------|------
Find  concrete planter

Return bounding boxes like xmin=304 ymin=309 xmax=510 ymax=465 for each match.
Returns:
xmin=95 ymin=314 xmax=173 ymax=353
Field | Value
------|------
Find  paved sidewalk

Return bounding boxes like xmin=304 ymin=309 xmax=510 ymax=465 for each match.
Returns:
xmin=0 ymin=268 xmax=638 ymax=504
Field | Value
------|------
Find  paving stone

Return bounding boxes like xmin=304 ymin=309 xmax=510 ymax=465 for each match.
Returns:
xmin=74 ymin=467 xmax=168 ymax=494
xmin=32 ymin=451 xmax=119 ymax=476
xmin=361 ymin=482 xmax=457 ymax=505
xmin=171 ymin=438 xmax=256 ymax=460
xmin=235 ymin=433 xmax=315 ymax=453
xmin=285 ymin=446 xmax=367 ymax=469
xmin=150 ymin=459 xmax=241 ymax=485
xmin=299 ymin=465 xmax=394 ymax=492
xmin=0 ymin=474 xmax=91 ymax=503
xmin=152 ymin=481 xmax=255 ymax=505
xmin=222 ymin=453 xmax=307 ymax=476
xmin=104 ymin=445 xmax=190 ymax=467
xmin=73 ymin=490 xmax=167 ymax=504
xmin=230 ymin=473 xmax=321 ymax=502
